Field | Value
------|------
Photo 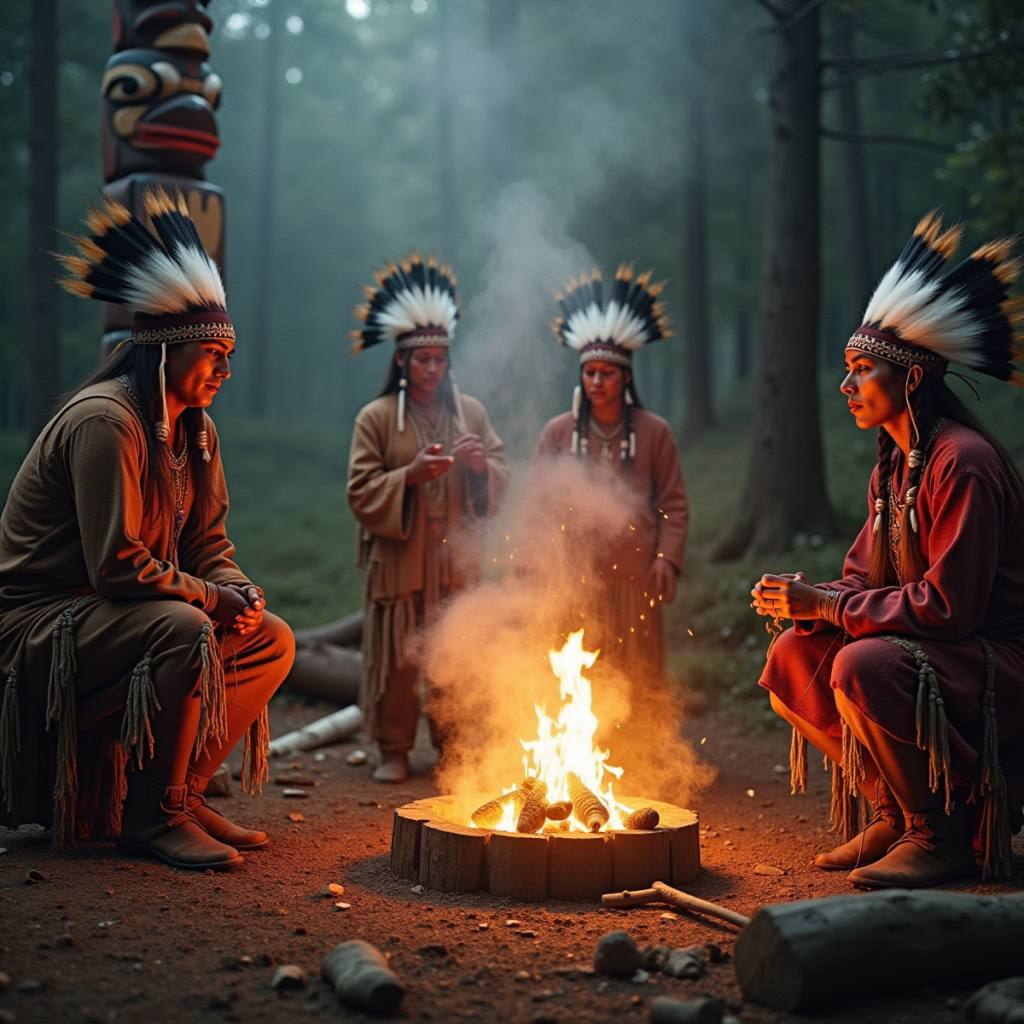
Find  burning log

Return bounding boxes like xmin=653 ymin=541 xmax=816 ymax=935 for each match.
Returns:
xmin=545 ymin=800 xmax=573 ymax=821
xmin=566 ymin=771 xmax=609 ymax=832
xmin=470 ymin=778 xmax=537 ymax=830
xmin=623 ymin=807 xmax=660 ymax=830
xmin=734 ymin=891 xmax=1024 ymax=1012
xmin=516 ymin=780 xmax=550 ymax=833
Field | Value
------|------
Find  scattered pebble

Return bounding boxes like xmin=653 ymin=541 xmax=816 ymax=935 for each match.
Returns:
xmin=517 ymin=930 xmax=538 ymax=939
xmin=25 ymin=869 xmax=46 ymax=884
xmin=288 ymin=812 xmax=305 ymax=822
xmin=319 ymin=883 xmax=344 ymax=897
xmin=0 ymin=972 xmax=11 ymax=991
xmin=505 ymin=919 xmax=521 ymax=928
xmin=13 ymin=981 xmax=42 ymax=995
xmin=753 ymin=863 xmax=785 ymax=876
xmin=0 ymin=848 xmax=7 ymax=855
xmin=658 ymin=946 xmax=707 ymax=980
xmin=513 ymin=970 xmax=531 ymax=982
xmin=54 ymin=934 xmax=77 ymax=949
xmin=410 ymin=885 xmax=424 ymax=894
xmin=313 ymin=752 xmax=327 ymax=762
xmin=346 ymin=750 xmax=368 ymax=765
xmin=594 ymin=930 xmax=645 ymax=976
xmin=206 ymin=763 xmax=232 ymax=797
xmin=631 ymin=969 xmax=650 ymax=984
xmin=334 ymin=902 xmax=351 ymax=911
xmin=96 ymin=920 xmax=117 ymax=929
xmin=477 ymin=923 xmax=489 ymax=931
xmin=282 ymin=788 xmax=310 ymax=799
xmin=660 ymin=912 xmax=680 ymax=921
xmin=773 ymin=764 xmax=788 ymax=774
xmin=270 ymin=964 xmax=307 ymax=991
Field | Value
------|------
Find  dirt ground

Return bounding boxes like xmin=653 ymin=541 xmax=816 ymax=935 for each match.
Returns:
xmin=1 ymin=702 xmax=1022 ymax=1024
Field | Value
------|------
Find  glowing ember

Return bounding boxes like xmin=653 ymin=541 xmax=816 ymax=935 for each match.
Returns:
xmin=474 ymin=630 xmax=633 ymax=833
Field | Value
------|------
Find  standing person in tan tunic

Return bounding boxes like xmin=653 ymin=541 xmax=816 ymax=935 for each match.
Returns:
xmin=347 ymin=253 xmax=509 ymax=783
xmin=0 ymin=190 xmax=294 ymax=870
xmin=532 ymin=265 xmax=688 ymax=683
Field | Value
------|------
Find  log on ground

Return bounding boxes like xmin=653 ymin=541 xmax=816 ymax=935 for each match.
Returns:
xmin=283 ymin=642 xmax=361 ymax=704
xmin=734 ymin=891 xmax=1024 ymax=1013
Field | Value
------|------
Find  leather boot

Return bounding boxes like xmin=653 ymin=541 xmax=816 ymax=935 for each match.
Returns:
xmin=185 ymin=770 xmax=269 ymax=851
xmin=373 ymin=751 xmax=409 ymax=784
xmin=848 ymin=804 xmax=977 ymax=889
xmin=117 ymin=771 xmax=243 ymax=871
xmin=814 ymin=782 xmax=902 ymax=870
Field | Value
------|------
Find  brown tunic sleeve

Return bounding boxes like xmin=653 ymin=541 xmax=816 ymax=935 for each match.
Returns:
xmin=176 ymin=418 xmax=251 ymax=590
xmin=62 ymin=409 xmax=211 ymax=606
xmin=347 ymin=401 xmax=414 ymax=541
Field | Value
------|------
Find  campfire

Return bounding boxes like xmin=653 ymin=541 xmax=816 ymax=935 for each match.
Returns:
xmin=467 ymin=631 xmax=656 ymax=835
xmin=390 ymin=631 xmax=701 ymax=901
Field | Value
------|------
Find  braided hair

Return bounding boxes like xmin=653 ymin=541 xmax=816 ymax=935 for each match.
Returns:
xmin=866 ymin=369 xmax=1023 ymax=588
xmin=571 ymin=368 xmax=643 ymax=464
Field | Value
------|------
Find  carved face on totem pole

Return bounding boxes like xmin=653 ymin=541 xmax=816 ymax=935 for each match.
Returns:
xmin=101 ymin=48 xmax=221 ymax=181
xmin=111 ymin=0 xmax=214 ymax=55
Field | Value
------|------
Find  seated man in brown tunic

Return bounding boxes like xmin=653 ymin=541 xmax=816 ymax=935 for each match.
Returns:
xmin=347 ymin=253 xmax=509 ymax=784
xmin=0 ymin=190 xmax=294 ymax=870
xmin=532 ymin=264 xmax=688 ymax=684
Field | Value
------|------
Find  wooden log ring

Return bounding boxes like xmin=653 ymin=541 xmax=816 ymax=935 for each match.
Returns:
xmin=389 ymin=794 xmax=699 ymax=902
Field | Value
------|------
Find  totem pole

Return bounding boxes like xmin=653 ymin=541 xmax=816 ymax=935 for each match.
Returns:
xmin=99 ymin=0 xmax=225 ymax=355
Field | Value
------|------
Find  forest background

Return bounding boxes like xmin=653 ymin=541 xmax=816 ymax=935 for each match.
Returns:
xmin=1 ymin=0 xmax=1022 ymax=724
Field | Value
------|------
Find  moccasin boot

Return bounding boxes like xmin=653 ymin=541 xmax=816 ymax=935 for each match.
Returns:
xmin=373 ymin=751 xmax=409 ymax=784
xmin=814 ymin=784 xmax=903 ymax=870
xmin=185 ymin=770 xmax=270 ymax=851
xmin=847 ymin=805 xmax=977 ymax=889
xmin=117 ymin=771 xmax=243 ymax=871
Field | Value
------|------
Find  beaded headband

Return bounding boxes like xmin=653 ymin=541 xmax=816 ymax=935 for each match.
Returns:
xmin=846 ymin=328 xmax=948 ymax=375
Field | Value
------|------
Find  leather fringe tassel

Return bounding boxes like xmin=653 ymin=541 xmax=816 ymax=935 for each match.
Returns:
xmin=120 ymin=653 xmax=161 ymax=768
xmin=0 ymin=670 xmax=20 ymax=814
xmin=826 ymin=756 xmax=861 ymax=842
xmin=195 ymin=622 xmax=228 ymax=760
xmin=883 ymin=635 xmax=953 ymax=813
xmin=841 ymin=720 xmax=866 ymax=795
xmin=789 ymin=727 xmax=807 ymax=795
xmin=241 ymin=707 xmax=270 ymax=795
xmin=971 ymin=636 xmax=1012 ymax=881
xmin=46 ymin=600 xmax=83 ymax=850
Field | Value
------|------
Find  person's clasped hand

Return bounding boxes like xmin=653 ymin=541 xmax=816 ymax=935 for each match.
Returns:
xmin=406 ymin=443 xmax=455 ymax=486
xmin=210 ymin=583 xmax=265 ymax=635
xmin=750 ymin=572 xmax=828 ymax=620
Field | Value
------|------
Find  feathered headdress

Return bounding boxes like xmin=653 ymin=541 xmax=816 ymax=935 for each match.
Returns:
xmin=552 ymin=264 xmax=671 ymax=462
xmin=58 ymin=187 xmax=232 ymax=448
xmin=553 ymin=264 xmax=671 ymax=369
xmin=848 ymin=211 xmax=1023 ymax=385
xmin=351 ymin=251 xmax=458 ymax=353
xmin=351 ymin=251 xmax=462 ymax=433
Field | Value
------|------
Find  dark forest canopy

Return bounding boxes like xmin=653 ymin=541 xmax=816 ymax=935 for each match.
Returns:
xmin=0 ymin=0 xmax=1021 ymax=450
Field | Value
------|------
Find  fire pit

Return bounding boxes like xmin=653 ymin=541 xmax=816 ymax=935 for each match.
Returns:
xmin=389 ymin=631 xmax=700 ymax=901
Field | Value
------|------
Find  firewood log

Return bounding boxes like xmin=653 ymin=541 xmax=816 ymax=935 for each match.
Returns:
xmin=470 ymin=779 xmax=537 ymax=829
xmin=321 ymin=940 xmax=404 ymax=1014
xmin=293 ymin=610 xmax=364 ymax=648
xmin=734 ymin=891 xmax=1024 ymax=1013
xmin=623 ymin=807 xmax=660 ymax=830
xmin=516 ymin=780 xmax=550 ymax=833
xmin=566 ymin=771 xmax=609 ymax=832
xmin=545 ymin=800 xmax=573 ymax=821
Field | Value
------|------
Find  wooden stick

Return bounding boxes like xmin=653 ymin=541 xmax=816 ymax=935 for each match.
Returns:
xmin=601 ymin=882 xmax=751 ymax=929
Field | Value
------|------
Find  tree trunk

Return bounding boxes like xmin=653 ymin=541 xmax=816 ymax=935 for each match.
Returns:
xmin=832 ymin=11 xmax=872 ymax=335
xmin=28 ymin=0 xmax=61 ymax=438
xmin=484 ymin=0 xmax=520 ymax=194
xmin=436 ymin=0 xmax=457 ymax=262
xmin=248 ymin=1 xmax=282 ymax=417
xmin=680 ymin=0 xmax=714 ymax=441
xmin=712 ymin=0 xmax=835 ymax=559
xmin=735 ymin=891 xmax=1024 ymax=1013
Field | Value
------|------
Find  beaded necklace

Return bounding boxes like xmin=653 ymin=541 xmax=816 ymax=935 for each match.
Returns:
xmin=588 ymin=416 xmax=624 ymax=464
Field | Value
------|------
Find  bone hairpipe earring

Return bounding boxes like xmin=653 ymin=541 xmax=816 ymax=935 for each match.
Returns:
xmin=196 ymin=429 xmax=211 ymax=463
xmin=873 ymin=498 xmax=885 ymax=534
xmin=905 ymin=485 xmax=920 ymax=533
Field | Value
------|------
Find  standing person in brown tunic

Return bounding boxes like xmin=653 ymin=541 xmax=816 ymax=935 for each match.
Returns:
xmin=0 ymin=189 xmax=294 ymax=870
xmin=752 ymin=213 xmax=1024 ymax=888
xmin=347 ymin=253 xmax=509 ymax=783
xmin=532 ymin=265 xmax=688 ymax=684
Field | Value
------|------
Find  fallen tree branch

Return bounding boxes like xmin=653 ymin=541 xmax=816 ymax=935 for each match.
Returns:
xmin=601 ymin=882 xmax=751 ymax=929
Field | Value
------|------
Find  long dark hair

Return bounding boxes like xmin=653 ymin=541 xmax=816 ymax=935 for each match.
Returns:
xmin=573 ymin=367 xmax=644 ymax=463
xmin=377 ymin=347 xmax=461 ymax=418
xmin=69 ymin=342 xmax=217 ymax=528
xmin=868 ymin=369 xmax=1024 ymax=588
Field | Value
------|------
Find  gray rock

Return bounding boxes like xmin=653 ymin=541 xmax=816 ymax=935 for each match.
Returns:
xmin=0 ymin=1008 xmax=17 ymax=1024
xmin=659 ymin=946 xmax=707 ymax=980
xmin=270 ymin=964 xmax=308 ymax=991
xmin=649 ymin=996 xmax=722 ymax=1024
xmin=206 ymin=763 xmax=232 ymax=797
xmin=594 ymin=931 xmax=645 ymax=977
xmin=321 ymin=940 xmax=405 ymax=1014
xmin=13 ymin=981 xmax=42 ymax=995
xmin=0 ymin=972 xmax=10 ymax=992
xmin=964 ymin=976 xmax=1024 ymax=1023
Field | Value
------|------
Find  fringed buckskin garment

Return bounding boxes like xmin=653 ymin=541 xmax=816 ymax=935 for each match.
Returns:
xmin=761 ymin=422 xmax=1024 ymax=856
xmin=347 ymin=392 xmax=509 ymax=750
xmin=0 ymin=380 xmax=293 ymax=848
xmin=532 ymin=408 xmax=689 ymax=681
